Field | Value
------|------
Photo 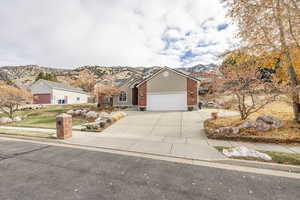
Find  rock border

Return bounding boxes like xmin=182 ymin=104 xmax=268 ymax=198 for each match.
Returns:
xmin=204 ymin=118 xmax=300 ymax=144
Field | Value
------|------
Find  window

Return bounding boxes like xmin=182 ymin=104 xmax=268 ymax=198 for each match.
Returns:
xmin=104 ymin=97 xmax=111 ymax=104
xmin=119 ymin=91 xmax=127 ymax=102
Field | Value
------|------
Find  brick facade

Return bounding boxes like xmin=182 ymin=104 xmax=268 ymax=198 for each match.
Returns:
xmin=98 ymin=94 xmax=105 ymax=105
xmin=98 ymin=94 xmax=113 ymax=107
xmin=138 ymin=82 xmax=147 ymax=106
xmin=56 ymin=114 xmax=72 ymax=139
xmin=187 ymin=78 xmax=197 ymax=105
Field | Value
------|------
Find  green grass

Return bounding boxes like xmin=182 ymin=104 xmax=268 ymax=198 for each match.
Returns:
xmin=0 ymin=128 xmax=55 ymax=138
xmin=260 ymin=150 xmax=300 ymax=165
xmin=1 ymin=104 xmax=90 ymax=129
xmin=215 ymin=146 xmax=300 ymax=166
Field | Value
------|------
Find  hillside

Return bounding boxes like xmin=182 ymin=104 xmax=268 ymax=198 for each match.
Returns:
xmin=0 ymin=64 xmax=217 ymax=88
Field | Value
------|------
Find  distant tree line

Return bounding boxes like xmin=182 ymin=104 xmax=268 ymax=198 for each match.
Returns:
xmin=36 ymin=72 xmax=58 ymax=82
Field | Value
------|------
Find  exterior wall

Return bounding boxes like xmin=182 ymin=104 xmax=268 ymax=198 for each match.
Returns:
xmin=138 ymin=82 xmax=147 ymax=106
xmin=33 ymin=94 xmax=51 ymax=104
xmin=147 ymin=69 xmax=187 ymax=94
xmin=187 ymin=78 xmax=198 ymax=106
xmin=112 ymin=84 xmax=133 ymax=106
xmin=52 ymin=89 xmax=88 ymax=104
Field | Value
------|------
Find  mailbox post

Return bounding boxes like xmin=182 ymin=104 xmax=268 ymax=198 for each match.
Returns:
xmin=56 ymin=113 xmax=72 ymax=139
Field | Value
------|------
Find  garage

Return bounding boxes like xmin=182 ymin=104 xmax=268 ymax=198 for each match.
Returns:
xmin=147 ymin=92 xmax=187 ymax=111
xmin=33 ymin=94 xmax=51 ymax=104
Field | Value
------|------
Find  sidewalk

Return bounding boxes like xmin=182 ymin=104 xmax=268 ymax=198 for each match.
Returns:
xmin=0 ymin=125 xmax=299 ymax=161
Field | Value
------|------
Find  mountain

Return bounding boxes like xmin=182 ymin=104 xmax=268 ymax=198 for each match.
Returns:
xmin=177 ymin=64 xmax=217 ymax=73
xmin=0 ymin=64 xmax=217 ymax=88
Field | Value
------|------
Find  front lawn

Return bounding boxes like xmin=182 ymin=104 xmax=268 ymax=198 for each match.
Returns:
xmin=0 ymin=128 xmax=55 ymax=138
xmin=204 ymin=101 xmax=300 ymax=144
xmin=1 ymin=104 xmax=90 ymax=129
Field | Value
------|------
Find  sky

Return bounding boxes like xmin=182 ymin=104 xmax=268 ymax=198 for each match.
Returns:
xmin=0 ymin=0 xmax=237 ymax=69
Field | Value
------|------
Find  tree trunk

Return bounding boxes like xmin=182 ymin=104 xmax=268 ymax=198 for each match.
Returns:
xmin=275 ymin=0 xmax=300 ymax=122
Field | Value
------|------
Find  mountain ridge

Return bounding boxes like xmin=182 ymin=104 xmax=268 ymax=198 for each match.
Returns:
xmin=0 ymin=64 xmax=217 ymax=88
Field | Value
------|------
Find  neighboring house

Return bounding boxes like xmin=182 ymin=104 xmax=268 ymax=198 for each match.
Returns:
xmin=97 ymin=67 xmax=200 ymax=111
xmin=29 ymin=79 xmax=89 ymax=104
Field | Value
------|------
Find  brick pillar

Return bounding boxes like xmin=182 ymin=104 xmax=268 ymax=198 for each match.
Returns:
xmin=56 ymin=113 xmax=72 ymax=139
xmin=187 ymin=78 xmax=197 ymax=105
xmin=138 ymin=82 xmax=147 ymax=106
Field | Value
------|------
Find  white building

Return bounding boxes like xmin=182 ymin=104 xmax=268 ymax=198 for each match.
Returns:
xmin=29 ymin=79 xmax=89 ymax=104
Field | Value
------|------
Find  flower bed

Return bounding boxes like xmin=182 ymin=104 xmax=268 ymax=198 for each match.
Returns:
xmin=67 ymin=109 xmax=127 ymax=132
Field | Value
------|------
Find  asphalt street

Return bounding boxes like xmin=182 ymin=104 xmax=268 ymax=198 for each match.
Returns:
xmin=0 ymin=139 xmax=299 ymax=200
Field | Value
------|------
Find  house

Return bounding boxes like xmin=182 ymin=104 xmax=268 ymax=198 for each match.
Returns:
xmin=29 ymin=79 xmax=89 ymax=104
xmin=97 ymin=67 xmax=200 ymax=111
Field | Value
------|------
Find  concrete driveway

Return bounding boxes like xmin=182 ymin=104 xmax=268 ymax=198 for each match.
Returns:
xmin=64 ymin=109 xmax=239 ymax=161
xmin=103 ymin=111 xmax=206 ymax=138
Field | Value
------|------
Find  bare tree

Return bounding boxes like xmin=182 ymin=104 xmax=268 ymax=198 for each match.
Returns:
xmin=210 ymin=52 xmax=282 ymax=120
xmin=0 ymin=82 xmax=33 ymax=118
xmin=224 ymin=0 xmax=300 ymax=122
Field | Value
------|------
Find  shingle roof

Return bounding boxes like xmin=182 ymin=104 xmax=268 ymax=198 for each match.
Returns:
xmin=37 ymin=79 xmax=88 ymax=94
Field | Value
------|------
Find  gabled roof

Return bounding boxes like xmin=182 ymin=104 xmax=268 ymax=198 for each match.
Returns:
xmin=136 ymin=66 xmax=200 ymax=87
xmin=31 ymin=79 xmax=89 ymax=94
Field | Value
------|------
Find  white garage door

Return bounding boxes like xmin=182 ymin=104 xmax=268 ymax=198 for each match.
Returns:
xmin=147 ymin=92 xmax=187 ymax=111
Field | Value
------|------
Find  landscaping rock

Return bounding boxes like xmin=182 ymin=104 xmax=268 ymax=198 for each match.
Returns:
xmin=218 ymin=126 xmax=240 ymax=135
xmin=256 ymin=120 xmax=272 ymax=132
xmin=13 ymin=116 xmax=22 ymax=122
xmin=95 ymin=117 xmax=102 ymax=122
xmin=85 ymin=111 xmax=99 ymax=119
xmin=67 ymin=110 xmax=74 ymax=115
xmin=0 ymin=117 xmax=13 ymax=124
xmin=238 ymin=120 xmax=257 ymax=129
xmin=218 ymin=115 xmax=283 ymax=134
xmin=99 ymin=112 xmax=110 ymax=117
xmin=256 ymin=115 xmax=283 ymax=130
xmin=223 ymin=146 xmax=272 ymax=161
xmin=74 ymin=110 xmax=82 ymax=115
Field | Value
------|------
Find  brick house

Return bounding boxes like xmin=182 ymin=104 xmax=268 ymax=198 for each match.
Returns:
xmin=97 ymin=67 xmax=200 ymax=111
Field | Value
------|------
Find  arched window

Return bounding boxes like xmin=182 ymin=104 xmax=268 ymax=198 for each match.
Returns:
xmin=119 ymin=91 xmax=127 ymax=102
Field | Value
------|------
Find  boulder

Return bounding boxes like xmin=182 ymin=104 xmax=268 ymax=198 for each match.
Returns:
xmin=85 ymin=111 xmax=99 ymax=119
xmin=84 ymin=122 xmax=100 ymax=130
xmin=66 ymin=110 xmax=74 ymax=115
xmin=256 ymin=115 xmax=283 ymax=129
xmin=238 ymin=120 xmax=257 ymax=129
xmin=218 ymin=126 xmax=240 ymax=135
xmin=95 ymin=117 xmax=103 ymax=122
xmin=256 ymin=120 xmax=272 ymax=132
xmin=0 ymin=117 xmax=13 ymax=124
xmin=13 ymin=116 xmax=22 ymax=122
xmin=223 ymin=146 xmax=272 ymax=161
xmin=74 ymin=110 xmax=82 ymax=115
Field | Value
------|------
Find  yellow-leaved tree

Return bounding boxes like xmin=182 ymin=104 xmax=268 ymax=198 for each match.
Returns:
xmin=224 ymin=0 xmax=300 ymax=122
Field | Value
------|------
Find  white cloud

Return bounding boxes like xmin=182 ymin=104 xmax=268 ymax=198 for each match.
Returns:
xmin=0 ymin=0 xmax=237 ymax=68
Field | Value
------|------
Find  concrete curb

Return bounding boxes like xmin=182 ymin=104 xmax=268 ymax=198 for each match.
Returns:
xmin=0 ymin=134 xmax=299 ymax=177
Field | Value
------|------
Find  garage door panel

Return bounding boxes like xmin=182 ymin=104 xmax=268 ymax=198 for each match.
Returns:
xmin=33 ymin=94 xmax=51 ymax=104
xmin=147 ymin=92 xmax=187 ymax=111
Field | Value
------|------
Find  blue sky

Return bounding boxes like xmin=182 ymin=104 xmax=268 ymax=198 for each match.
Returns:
xmin=0 ymin=0 xmax=236 ymax=68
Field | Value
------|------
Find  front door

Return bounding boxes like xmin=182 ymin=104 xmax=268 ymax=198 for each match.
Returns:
xmin=132 ymin=87 xmax=138 ymax=105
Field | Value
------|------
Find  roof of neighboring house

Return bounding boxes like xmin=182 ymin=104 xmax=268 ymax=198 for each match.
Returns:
xmin=31 ymin=79 xmax=89 ymax=94
xmin=136 ymin=66 xmax=200 ymax=87
xmin=197 ymin=77 xmax=213 ymax=82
